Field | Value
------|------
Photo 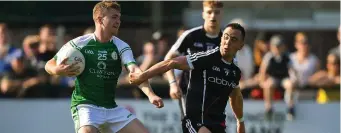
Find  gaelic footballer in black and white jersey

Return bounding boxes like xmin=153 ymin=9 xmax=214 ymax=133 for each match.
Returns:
xmin=164 ymin=1 xmax=226 ymax=120
xmin=129 ymin=23 xmax=246 ymax=133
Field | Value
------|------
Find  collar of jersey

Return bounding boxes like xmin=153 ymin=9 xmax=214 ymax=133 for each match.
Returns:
xmin=92 ymin=33 xmax=114 ymax=44
xmin=202 ymin=26 xmax=221 ymax=39
xmin=221 ymin=58 xmax=232 ymax=65
xmin=205 ymin=33 xmax=219 ymax=39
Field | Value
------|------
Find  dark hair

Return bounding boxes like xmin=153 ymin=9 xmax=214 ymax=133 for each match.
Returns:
xmin=40 ymin=24 xmax=54 ymax=31
xmin=224 ymin=23 xmax=246 ymax=40
xmin=178 ymin=26 xmax=187 ymax=31
xmin=255 ymin=31 xmax=269 ymax=42
xmin=329 ymin=53 xmax=340 ymax=65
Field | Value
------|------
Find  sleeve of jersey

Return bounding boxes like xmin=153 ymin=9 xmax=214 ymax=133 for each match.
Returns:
xmin=53 ymin=41 xmax=72 ymax=60
xmin=185 ymin=51 xmax=209 ymax=70
xmin=119 ymin=46 xmax=136 ymax=67
xmin=168 ymin=31 xmax=190 ymax=55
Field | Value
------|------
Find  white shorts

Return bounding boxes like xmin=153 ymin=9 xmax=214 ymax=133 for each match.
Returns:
xmin=71 ymin=104 xmax=136 ymax=133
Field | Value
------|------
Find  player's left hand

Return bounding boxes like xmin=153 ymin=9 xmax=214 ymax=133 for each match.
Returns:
xmin=148 ymin=95 xmax=164 ymax=108
xmin=129 ymin=72 xmax=144 ymax=85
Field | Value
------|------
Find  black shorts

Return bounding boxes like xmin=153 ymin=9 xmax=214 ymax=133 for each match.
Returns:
xmin=182 ymin=117 xmax=226 ymax=133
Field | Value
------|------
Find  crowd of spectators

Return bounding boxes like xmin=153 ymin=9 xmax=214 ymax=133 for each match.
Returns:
xmin=0 ymin=22 xmax=339 ymax=106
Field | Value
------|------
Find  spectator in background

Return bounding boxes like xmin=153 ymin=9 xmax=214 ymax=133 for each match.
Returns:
xmin=259 ymin=35 xmax=296 ymax=121
xmin=328 ymin=25 xmax=340 ymax=58
xmin=22 ymin=35 xmax=40 ymax=68
xmin=290 ymin=32 xmax=319 ymax=89
xmin=23 ymin=24 xmax=57 ymax=70
xmin=22 ymin=25 xmax=63 ymax=98
xmin=0 ymin=23 xmax=22 ymax=77
xmin=253 ymin=32 xmax=270 ymax=73
xmin=136 ymin=41 xmax=156 ymax=71
xmin=36 ymin=24 xmax=57 ymax=62
xmin=83 ymin=26 xmax=95 ymax=35
xmin=309 ymin=53 xmax=340 ymax=104
xmin=0 ymin=56 xmax=47 ymax=98
xmin=239 ymin=32 xmax=270 ymax=90
xmin=152 ymin=31 xmax=169 ymax=62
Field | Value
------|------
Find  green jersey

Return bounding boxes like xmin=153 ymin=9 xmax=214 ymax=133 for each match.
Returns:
xmin=54 ymin=34 xmax=136 ymax=108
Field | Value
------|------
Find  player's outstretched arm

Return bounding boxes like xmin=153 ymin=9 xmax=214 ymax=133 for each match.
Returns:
xmin=127 ymin=64 xmax=164 ymax=108
xmin=229 ymin=87 xmax=245 ymax=133
xmin=129 ymin=56 xmax=190 ymax=85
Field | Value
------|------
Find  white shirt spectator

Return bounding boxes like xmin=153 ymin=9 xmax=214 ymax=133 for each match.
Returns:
xmin=236 ymin=44 xmax=254 ymax=80
xmin=290 ymin=52 xmax=319 ymax=87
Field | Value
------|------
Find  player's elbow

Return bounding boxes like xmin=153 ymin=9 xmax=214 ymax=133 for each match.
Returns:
xmin=45 ymin=59 xmax=56 ymax=75
xmin=165 ymin=59 xmax=177 ymax=70
xmin=164 ymin=52 xmax=176 ymax=61
xmin=164 ymin=59 xmax=175 ymax=69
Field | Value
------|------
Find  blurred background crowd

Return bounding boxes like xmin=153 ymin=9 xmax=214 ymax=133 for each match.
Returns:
xmin=0 ymin=1 xmax=339 ymax=105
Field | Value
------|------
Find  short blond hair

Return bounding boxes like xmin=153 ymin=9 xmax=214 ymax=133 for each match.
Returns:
xmin=93 ymin=1 xmax=121 ymax=21
xmin=203 ymin=0 xmax=223 ymax=8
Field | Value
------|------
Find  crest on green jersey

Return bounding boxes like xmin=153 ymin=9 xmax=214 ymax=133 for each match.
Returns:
xmin=111 ymin=51 xmax=118 ymax=60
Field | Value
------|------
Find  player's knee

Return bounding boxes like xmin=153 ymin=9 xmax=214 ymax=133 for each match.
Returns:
xmin=78 ymin=125 xmax=99 ymax=133
xmin=198 ymin=126 xmax=212 ymax=133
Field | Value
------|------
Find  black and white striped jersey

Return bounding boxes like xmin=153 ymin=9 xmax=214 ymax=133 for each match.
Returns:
xmin=168 ymin=26 xmax=222 ymax=93
xmin=185 ymin=47 xmax=241 ymax=124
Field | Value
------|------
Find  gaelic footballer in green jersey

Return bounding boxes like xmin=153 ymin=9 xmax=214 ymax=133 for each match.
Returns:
xmin=54 ymin=34 xmax=134 ymax=108
xmin=49 ymin=33 xmax=164 ymax=133
xmin=45 ymin=1 xmax=163 ymax=133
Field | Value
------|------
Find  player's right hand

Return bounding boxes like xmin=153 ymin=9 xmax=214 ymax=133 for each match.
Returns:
xmin=54 ymin=58 xmax=80 ymax=77
xmin=169 ymin=83 xmax=182 ymax=99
